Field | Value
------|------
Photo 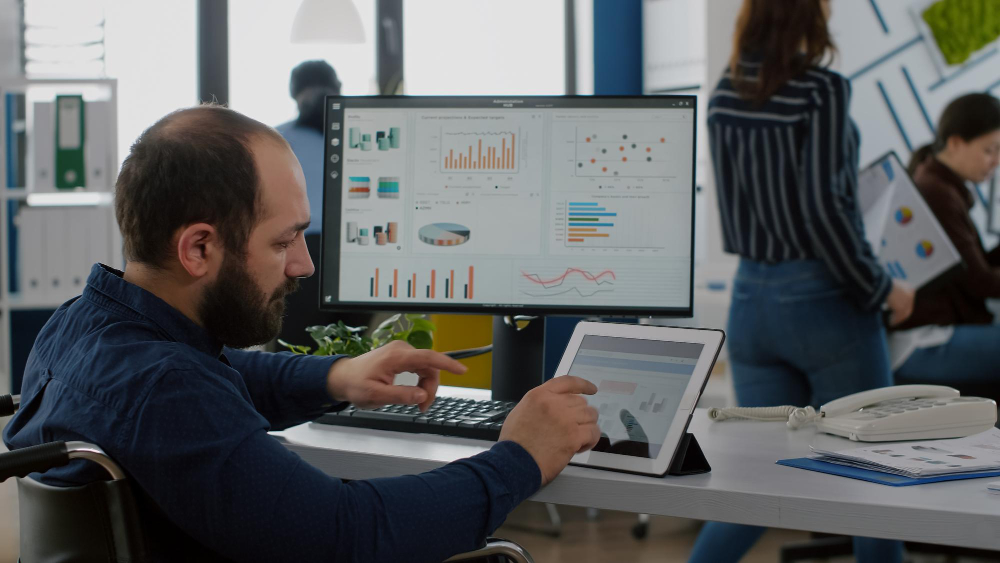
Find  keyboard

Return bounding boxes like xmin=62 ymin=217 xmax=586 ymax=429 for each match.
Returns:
xmin=315 ymin=396 xmax=516 ymax=441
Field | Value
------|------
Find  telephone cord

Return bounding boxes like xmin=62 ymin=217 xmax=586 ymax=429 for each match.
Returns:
xmin=706 ymin=405 xmax=820 ymax=429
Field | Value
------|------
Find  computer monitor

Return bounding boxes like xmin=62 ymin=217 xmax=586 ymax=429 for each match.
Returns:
xmin=320 ymin=96 xmax=697 ymax=399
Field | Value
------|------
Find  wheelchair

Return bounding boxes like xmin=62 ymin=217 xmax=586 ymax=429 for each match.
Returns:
xmin=0 ymin=393 xmax=533 ymax=563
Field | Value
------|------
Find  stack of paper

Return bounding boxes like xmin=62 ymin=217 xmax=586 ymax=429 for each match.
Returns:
xmin=811 ymin=428 xmax=1000 ymax=478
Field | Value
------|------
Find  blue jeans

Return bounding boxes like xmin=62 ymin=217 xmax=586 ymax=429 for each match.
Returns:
xmin=896 ymin=324 xmax=1000 ymax=387
xmin=689 ymin=260 xmax=902 ymax=563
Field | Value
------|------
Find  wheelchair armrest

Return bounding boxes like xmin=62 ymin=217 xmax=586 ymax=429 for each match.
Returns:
xmin=0 ymin=441 xmax=69 ymax=482
xmin=0 ymin=441 xmax=126 ymax=483
xmin=0 ymin=394 xmax=17 ymax=417
xmin=444 ymin=538 xmax=534 ymax=563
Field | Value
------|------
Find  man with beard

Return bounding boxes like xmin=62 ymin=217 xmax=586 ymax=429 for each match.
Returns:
xmin=3 ymin=105 xmax=602 ymax=562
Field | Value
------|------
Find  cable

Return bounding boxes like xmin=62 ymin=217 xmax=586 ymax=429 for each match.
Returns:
xmin=706 ymin=405 xmax=820 ymax=429
xmin=443 ymin=345 xmax=493 ymax=360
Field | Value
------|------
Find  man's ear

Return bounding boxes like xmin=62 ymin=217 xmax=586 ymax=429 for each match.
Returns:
xmin=174 ymin=223 xmax=222 ymax=278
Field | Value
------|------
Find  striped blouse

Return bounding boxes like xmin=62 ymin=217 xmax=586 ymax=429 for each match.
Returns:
xmin=708 ymin=63 xmax=891 ymax=311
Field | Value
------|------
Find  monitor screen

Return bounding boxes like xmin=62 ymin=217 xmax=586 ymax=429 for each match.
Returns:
xmin=320 ymin=96 xmax=696 ymax=316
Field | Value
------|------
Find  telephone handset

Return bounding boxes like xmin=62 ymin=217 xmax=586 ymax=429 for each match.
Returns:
xmin=708 ymin=385 xmax=998 ymax=442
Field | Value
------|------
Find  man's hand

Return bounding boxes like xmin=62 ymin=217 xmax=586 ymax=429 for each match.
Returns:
xmin=499 ymin=376 xmax=601 ymax=486
xmin=326 ymin=340 xmax=467 ymax=411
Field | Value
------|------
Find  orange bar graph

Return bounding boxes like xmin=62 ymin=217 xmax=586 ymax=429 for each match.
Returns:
xmin=450 ymin=269 xmax=455 ymax=299
xmin=374 ymin=268 xmax=379 ymax=297
xmin=393 ymin=269 xmax=398 ymax=298
xmin=568 ymin=238 xmax=585 ymax=242
xmin=469 ymin=266 xmax=474 ymax=299
xmin=412 ymin=273 xmax=416 ymax=298
xmin=431 ymin=270 xmax=436 ymax=298
xmin=510 ymin=133 xmax=515 ymax=168
xmin=570 ymin=233 xmax=610 ymax=237
xmin=442 ymin=132 xmax=517 ymax=172
xmin=568 ymin=227 xmax=598 ymax=232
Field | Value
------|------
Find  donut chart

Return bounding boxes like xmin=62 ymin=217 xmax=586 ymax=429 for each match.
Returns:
xmin=418 ymin=223 xmax=471 ymax=246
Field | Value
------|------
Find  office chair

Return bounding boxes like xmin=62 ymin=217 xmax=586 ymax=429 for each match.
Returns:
xmin=0 ymin=394 xmax=533 ymax=563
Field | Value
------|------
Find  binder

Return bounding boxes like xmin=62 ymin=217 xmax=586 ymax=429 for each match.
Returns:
xmin=777 ymin=457 xmax=1000 ymax=487
xmin=16 ymin=207 xmax=47 ymax=300
xmin=67 ymin=208 xmax=91 ymax=292
xmin=55 ymin=95 xmax=85 ymax=189
xmin=32 ymin=102 xmax=55 ymax=192
xmin=43 ymin=208 xmax=69 ymax=299
xmin=88 ymin=206 xmax=112 ymax=267
xmin=84 ymin=101 xmax=112 ymax=189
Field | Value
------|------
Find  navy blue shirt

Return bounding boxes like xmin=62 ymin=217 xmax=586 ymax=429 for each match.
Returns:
xmin=4 ymin=264 xmax=541 ymax=562
xmin=708 ymin=62 xmax=891 ymax=311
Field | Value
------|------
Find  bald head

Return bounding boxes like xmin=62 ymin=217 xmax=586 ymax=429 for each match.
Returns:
xmin=114 ymin=104 xmax=291 ymax=267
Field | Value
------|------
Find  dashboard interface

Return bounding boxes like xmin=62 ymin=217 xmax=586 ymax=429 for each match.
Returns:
xmin=321 ymin=97 xmax=696 ymax=315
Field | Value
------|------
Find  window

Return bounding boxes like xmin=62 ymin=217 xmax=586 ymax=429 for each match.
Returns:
xmin=103 ymin=0 xmax=197 ymax=166
xmin=403 ymin=0 xmax=565 ymax=95
xmin=228 ymin=0 xmax=377 ymax=128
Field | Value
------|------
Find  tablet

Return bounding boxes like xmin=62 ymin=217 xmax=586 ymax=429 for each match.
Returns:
xmin=554 ymin=322 xmax=724 ymax=476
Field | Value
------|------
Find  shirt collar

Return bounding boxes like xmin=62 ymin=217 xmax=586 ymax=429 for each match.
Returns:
xmin=83 ymin=264 xmax=224 ymax=358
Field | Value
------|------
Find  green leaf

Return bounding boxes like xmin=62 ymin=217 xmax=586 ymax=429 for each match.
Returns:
xmin=375 ymin=314 xmax=402 ymax=332
xmin=406 ymin=330 xmax=433 ymax=349
xmin=409 ymin=318 xmax=437 ymax=333
xmin=404 ymin=313 xmax=427 ymax=322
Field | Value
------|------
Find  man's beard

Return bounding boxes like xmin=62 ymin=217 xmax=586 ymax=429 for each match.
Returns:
xmin=198 ymin=254 xmax=299 ymax=349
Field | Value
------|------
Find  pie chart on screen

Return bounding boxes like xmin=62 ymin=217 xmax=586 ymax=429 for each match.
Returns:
xmin=418 ymin=223 xmax=471 ymax=246
xmin=916 ymin=240 xmax=934 ymax=259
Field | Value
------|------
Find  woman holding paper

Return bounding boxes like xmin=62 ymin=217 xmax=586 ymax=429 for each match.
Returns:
xmin=689 ymin=0 xmax=911 ymax=561
xmin=893 ymin=94 xmax=1000 ymax=387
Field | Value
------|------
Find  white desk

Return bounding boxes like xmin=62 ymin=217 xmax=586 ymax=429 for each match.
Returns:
xmin=274 ymin=389 xmax=1000 ymax=551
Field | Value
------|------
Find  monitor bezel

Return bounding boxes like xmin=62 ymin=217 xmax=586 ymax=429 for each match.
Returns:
xmin=318 ymin=95 xmax=697 ymax=318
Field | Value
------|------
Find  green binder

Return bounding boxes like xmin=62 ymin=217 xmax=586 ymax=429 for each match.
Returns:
xmin=55 ymin=95 xmax=85 ymax=189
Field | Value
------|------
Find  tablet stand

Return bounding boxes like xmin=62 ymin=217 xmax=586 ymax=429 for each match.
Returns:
xmin=667 ymin=433 xmax=711 ymax=476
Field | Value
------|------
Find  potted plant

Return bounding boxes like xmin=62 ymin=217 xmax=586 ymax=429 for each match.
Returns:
xmin=278 ymin=313 xmax=436 ymax=357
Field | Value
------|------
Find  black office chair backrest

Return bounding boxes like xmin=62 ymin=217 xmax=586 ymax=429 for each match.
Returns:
xmin=1 ymin=393 xmax=149 ymax=563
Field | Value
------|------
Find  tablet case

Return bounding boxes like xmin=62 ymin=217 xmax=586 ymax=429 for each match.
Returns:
xmin=667 ymin=433 xmax=711 ymax=476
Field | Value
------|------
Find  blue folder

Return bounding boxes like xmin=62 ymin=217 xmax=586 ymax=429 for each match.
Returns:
xmin=777 ymin=457 xmax=1000 ymax=487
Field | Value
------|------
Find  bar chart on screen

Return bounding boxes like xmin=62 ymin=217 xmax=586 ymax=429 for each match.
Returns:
xmin=366 ymin=265 xmax=476 ymax=300
xmin=439 ymin=129 xmax=520 ymax=173
xmin=551 ymin=196 xmax=679 ymax=251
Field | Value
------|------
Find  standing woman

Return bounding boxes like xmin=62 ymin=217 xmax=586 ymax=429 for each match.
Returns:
xmin=892 ymin=94 xmax=1000 ymax=387
xmin=688 ymin=1 xmax=913 ymax=561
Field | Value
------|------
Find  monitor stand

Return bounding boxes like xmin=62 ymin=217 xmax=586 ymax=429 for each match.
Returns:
xmin=490 ymin=315 xmax=546 ymax=402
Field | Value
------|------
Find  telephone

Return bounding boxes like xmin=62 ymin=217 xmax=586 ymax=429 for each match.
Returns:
xmin=708 ymin=385 xmax=998 ymax=442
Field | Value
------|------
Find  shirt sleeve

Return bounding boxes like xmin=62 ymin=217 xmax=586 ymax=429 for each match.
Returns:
xmin=124 ymin=369 xmax=542 ymax=563
xmin=922 ymin=188 xmax=1000 ymax=299
xmin=224 ymin=348 xmax=347 ymax=430
xmin=800 ymin=73 xmax=892 ymax=311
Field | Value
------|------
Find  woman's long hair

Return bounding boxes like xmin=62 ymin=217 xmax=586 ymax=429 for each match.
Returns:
xmin=729 ymin=0 xmax=836 ymax=105
xmin=908 ymin=93 xmax=1000 ymax=174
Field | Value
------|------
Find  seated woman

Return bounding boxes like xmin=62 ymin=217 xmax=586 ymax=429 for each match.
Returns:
xmin=893 ymin=93 xmax=1000 ymax=393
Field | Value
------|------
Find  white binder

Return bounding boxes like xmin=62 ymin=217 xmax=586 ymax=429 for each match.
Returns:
xmin=32 ymin=102 xmax=55 ymax=192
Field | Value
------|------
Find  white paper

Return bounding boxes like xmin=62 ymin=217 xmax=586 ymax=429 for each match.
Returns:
xmin=812 ymin=428 xmax=1000 ymax=477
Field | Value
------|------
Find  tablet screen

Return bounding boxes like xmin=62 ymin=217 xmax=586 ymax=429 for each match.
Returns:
xmin=567 ymin=335 xmax=705 ymax=459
